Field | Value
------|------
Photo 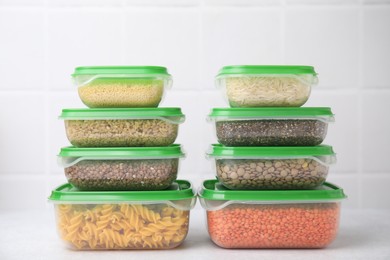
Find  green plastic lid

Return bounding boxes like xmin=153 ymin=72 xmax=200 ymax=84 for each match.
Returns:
xmin=217 ymin=65 xmax=317 ymax=77
xmin=199 ymin=179 xmax=346 ymax=202
xmin=72 ymin=66 xmax=170 ymax=77
xmin=59 ymin=108 xmax=185 ymax=124
xmin=59 ymin=145 xmax=185 ymax=158
xmin=209 ymin=107 xmax=334 ymax=121
xmin=208 ymin=144 xmax=335 ymax=159
xmin=49 ymin=180 xmax=195 ymax=202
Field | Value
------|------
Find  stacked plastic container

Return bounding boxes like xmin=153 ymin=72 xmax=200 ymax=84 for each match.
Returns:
xmin=199 ymin=65 xmax=347 ymax=248
xmin=48 ymin=66 xmax=196 ymax=250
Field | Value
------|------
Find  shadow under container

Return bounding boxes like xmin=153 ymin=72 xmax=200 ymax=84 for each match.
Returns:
xmin=215 ymin=65 xmax=318 ymax=107
xmin=72 ymin=66 xmax=172 ymax=108
xmin=58 ymin=145 xmax=185 ymax=191
xmin=208 ymin=107 xmax=334 ymax=146
xmin=48 ymin=180 xmax=196 ymax=250
xmin=59 ymin=108 xmax=184 ymax=147
xmin=207 ymin=144 xmax=336 ymax=190
xmin=199 ymin=179 xmax=346 ymax=249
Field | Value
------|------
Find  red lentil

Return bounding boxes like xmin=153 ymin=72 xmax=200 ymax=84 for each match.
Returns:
xmin=207 ymin=203 xmax=340 ymax=248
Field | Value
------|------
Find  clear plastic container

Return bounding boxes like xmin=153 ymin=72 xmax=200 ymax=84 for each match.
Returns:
xmin=48 ymin=180 xmax=196 ymax=250
xmin=215 ymin=65 xmax=318 ymax=107
xmin=207 ymin=144 xmax=336 ymax=190
xmin=59 ymin=108 xmax=185 ymax=147
xmin=199 ymin=179 xmax=346 ymax=249
xmin=72 ymin=66 xmax=172 ymax=108
xmin=58 ymin=145 xmax=185 ymax=191
xmin=208 ymin=107 xmax=334 ymax=146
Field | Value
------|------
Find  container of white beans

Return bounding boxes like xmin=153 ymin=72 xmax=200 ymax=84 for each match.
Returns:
xmin=48 ymin=180 xmax=196 ymax=250
xmin=215 ymin=65 xmax=318 ymax=107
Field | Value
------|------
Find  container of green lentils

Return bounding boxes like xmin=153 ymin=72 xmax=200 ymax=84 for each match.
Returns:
xmin=72 ymin=66 xmax=172 ymax=108
xmin=215 ymin=65 xmax=318 ymax=107
xmin=59 ymin=108 xmax=185 ymax=147
xmin=207 ymin=144 xmax=336 ymax=190
xmin=208 ymin=107 xmax=334 ymax=146
xmin=58 ymin=145 xmax=185 ymax=191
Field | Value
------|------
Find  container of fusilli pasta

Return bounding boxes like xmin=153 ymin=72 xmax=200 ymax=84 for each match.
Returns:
xmin=215 ymin=65 xmax=318 ymax=107
xmin=59 ymin=108 xmax=185 ymax=147
xmin=58 ymin=145 xmax=185 ymax=191
xmin=49 ymin=180 xmax=196 ymax=250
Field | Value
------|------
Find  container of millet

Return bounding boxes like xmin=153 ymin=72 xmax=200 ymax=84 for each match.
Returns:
xmin=72 ymin=66 xmax=172 ymax=108
xmin=199 ymin=179 xmax=346 ymax=249
xmin=59 ymin=108 xmax=184 ymax=147
xmin=215 ymin=65 xmax=318 ymax=107
xmin=48 ymin=180 xmax=196 ymax=250
xmin=208 ymin=107 xmax=334 ymax=146
xmin=58 ymin=145 xmax=184 ymax=191
xmin=207 ymin=144 xmax=336 ymax=190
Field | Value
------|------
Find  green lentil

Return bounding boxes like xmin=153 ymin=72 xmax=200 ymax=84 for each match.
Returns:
xmin=216 ymin=158 xmax=328 ymax=190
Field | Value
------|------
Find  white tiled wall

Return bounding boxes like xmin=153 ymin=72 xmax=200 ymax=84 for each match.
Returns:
xmin=0 ymin=0 xmax=389 ymax=210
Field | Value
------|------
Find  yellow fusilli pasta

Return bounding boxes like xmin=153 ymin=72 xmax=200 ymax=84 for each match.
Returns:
xmin=55 ymin=203 xmax=189 ymax=250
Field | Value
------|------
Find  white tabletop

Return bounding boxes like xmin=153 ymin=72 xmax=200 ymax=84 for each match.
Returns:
xmin=1 ymin=206 xmax=390 ymax=260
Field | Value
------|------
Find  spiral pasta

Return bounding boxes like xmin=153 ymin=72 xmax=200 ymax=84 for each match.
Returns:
xmin=56 ymin=203 xmax=189 ymax=250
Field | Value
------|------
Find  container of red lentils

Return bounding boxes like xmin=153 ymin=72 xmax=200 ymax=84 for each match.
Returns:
xmin=199 ymin=179 xmax=347 ymax=249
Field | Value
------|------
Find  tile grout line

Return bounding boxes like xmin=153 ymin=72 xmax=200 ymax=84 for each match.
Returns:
xmin=280 ymin=0 xmax=286 ymax=63
xmin=120 ymin=0 xmax=126 ymax=64
xmin=43 ymin=0 xmax=51 ymax=197
xmin=356 ymin=0 xmax=364 ymax=209
xmin=199 ymin=0 xmax=207 ymax=178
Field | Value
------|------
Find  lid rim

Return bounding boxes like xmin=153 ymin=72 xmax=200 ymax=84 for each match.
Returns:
xmin=199 ymin=180 xmax=347 ymax=201
xmin=209 ymin=107 xmax=334 ymax=119
xmin=59 ymin=108 xmax=185 ymax=122
xmin=72 ymin=66 xmax=170 ymax=76
xmin=207 ymin=144 xmax=335 ymax=157
xmin=59 ymin=145 xmax=185 ymax=158
xmin=49 ymin=180 xmax=195 ymax=202
xmin=217 ymin=65 xmax=317 ymax=76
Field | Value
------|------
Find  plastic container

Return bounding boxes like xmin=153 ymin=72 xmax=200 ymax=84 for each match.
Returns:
xmin=59 ymin=108 xmax=185 ymax=147
xmin=199 ymin=179 xmax=346 ymax=249
xmin=72 ymin=66 xmax=172 ymax=108
xmin=58 ymin=145 xmax=185 ymax=191
xmin=207 ymin=144 xmax=336 ymax=190
xmin=215 ymin=65 xmax=318 ymax=107
xmin=48 ymin=180 xmax=196 ymax=250
xmin=208 ymin=107 xmax=334 ymax=146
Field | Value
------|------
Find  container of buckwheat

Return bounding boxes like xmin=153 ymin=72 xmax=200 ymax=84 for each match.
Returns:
xmin=58 ymin=145 xmax=185 ymax=191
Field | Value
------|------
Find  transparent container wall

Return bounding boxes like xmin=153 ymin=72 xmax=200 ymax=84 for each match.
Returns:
xmin=217 ymin=74 xmax=315 ymax=107
xmin=75 ymin=76 xmax=171 ymax=108
xmin=206 ymin=202 xmax=341 ymax=248
xmin=215 ymin=119 xmax=328 ymax=146
xmin=54 ymin=203 xmax=190 ymax=250
xmin=64 ymin=119 xmax=179 ymax=147
xmin=215 ymin=157 xmax=330 ymax=190
xmin=64 ymin=158 xmax=179 ymax=191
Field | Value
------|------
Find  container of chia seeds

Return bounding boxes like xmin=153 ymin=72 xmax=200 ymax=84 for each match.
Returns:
xmin=208 ymin=107 xmax=334 ymax=146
